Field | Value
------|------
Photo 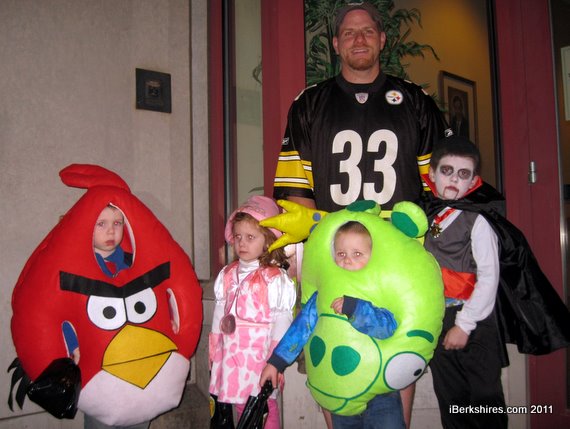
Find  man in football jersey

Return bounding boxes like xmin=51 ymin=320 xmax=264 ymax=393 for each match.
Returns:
xmin=274 ymin=2 xmax=448 ymax=213
xmin=272 ymin=2 xmax=449 ymax=427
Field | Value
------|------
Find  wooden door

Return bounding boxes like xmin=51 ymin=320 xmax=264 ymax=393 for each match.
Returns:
xmin=495 ymin=0 xmax=569 ymax=426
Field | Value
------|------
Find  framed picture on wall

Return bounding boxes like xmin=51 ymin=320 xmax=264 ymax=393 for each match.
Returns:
xmin=440 ymin=71 xmax=478 ymax=144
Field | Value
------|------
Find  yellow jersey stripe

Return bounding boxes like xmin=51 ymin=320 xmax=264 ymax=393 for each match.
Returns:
xmin=274 ymin=150 xmax=314 ymax=190
xmin=418 ymin=153 xmax=432 ymax=191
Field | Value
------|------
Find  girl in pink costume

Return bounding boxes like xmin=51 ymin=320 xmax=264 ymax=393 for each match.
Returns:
xmin=209 ymin=196 xmax=296 ymax=428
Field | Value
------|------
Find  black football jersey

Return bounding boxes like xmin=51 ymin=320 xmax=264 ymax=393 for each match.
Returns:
xmin=273 ymin=72 xmax=449 ymax=212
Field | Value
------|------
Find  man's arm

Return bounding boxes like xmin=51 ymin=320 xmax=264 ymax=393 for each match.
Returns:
xmin=287 ymin=196 xmax=316 ymax=209
xmin=273 ymin=92 xmax=319 ymax=203
xmin=416 ymin=84 xmax=449 ymax=192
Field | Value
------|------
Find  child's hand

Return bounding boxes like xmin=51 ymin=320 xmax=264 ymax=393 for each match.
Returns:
xmin=71 ymin=347 xmax=80 ymax=365
xmin=442 ymin=326 xmax=469 ymax=350
xmin=331 ymin=297 xmax=344 ymax=315
xmin=208 ymin=332 xmax=221 ymax=370
xmin=260 ymin=363 xmax=279 ymax=389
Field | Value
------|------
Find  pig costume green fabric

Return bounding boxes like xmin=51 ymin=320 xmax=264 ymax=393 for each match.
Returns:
xmin=266 ymin=200 xmax=444 ymax=415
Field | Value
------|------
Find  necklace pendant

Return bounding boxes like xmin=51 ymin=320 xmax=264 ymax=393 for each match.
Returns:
xmin=430 ymin=224 xmax=442 ymax=238
xmin=220 ymin=314 xmax=236 ymax=334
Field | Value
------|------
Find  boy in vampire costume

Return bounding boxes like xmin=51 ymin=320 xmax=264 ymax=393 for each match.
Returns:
xmin=421 ymin=136 xmax=570 ymax=361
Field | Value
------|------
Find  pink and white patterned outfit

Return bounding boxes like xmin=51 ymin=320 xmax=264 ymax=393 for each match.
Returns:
xmin=209 ymin=258 xmax=296 ymax=404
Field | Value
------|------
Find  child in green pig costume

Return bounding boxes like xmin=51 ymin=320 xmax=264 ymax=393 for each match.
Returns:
xmin=260 ymin=200 xmax=444 ymax=428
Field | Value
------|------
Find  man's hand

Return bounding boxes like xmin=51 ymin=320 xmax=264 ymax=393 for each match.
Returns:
xmin=442 ymin=325 xmax=469 ymax=350
xmin=259 ymin=200 xmax=328 ymax=252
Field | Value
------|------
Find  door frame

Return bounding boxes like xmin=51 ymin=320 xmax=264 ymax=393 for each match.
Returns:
xmin=494 ymin=0 xmax=568 ymax=425
xmin=260 ymin=0 xmax=306 ymax=194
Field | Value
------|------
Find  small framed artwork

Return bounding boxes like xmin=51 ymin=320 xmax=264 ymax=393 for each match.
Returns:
xmin=136 ymin=68 xmax=172 ymax=113
xmin=439 ymin=71 xmax=477 ymax=144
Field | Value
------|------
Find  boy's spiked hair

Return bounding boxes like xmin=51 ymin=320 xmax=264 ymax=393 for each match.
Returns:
xmin=430 ymin=136 xmax=481 ymax=175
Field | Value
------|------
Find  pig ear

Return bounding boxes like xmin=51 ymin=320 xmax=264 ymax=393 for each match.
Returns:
xmin=59 ymin=164 xmax=130 ymax=192
xmin=390 ymin=201 xmax=428 ymax=238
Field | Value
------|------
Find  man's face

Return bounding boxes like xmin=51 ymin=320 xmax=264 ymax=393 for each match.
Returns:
xmin=333 ymin=9 xmax=386 ymax=75
xmin=429 ymin=155 xmax=478 ymax=200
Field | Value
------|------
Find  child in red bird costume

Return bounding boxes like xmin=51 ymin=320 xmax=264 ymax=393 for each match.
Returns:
xmin=8 ymin=164 xmax=203 ymax=428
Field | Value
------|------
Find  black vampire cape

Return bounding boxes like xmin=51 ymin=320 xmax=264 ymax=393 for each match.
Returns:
xmin=422 ymin=181 xmax=570 ymax=362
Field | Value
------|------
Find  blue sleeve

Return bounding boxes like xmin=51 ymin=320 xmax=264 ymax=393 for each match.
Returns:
xmin=62 ymin=321 xmax=79 ymax=353
xmin=268 ymin=291 xmax=319 ymax=372
xmin=342 ymin=296 xmax=397 ymax=339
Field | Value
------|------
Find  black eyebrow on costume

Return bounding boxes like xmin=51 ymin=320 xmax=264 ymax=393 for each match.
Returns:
xmin=59 ymin=262 xmax=170 ymax=298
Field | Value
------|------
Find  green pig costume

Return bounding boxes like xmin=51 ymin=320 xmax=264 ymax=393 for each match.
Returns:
xmin=265 ymin=200 xmax=444 ymax=416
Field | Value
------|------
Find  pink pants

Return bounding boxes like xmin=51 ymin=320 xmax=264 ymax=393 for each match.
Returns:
xmin=236 ymin=398 xmax=280 ymax=429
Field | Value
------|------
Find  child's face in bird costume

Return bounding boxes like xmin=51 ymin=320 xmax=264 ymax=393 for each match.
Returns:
xmin=93 ymin=206 xmax=124 ymax=258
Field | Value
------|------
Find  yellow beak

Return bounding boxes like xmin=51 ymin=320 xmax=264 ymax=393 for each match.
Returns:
xmin=102 ymin=325 xmax=178 ymax=388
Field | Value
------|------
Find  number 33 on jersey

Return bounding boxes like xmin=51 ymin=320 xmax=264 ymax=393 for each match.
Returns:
xmin=273 ymin=73 xmax=448 ymax=212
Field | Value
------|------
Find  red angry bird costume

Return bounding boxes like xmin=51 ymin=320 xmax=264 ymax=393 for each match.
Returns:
xmin=10 ymin=164 xmax=203 ymax=425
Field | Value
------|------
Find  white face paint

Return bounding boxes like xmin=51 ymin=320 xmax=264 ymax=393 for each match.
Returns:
xmin=429 ymin=155 xmax=478 ymax=200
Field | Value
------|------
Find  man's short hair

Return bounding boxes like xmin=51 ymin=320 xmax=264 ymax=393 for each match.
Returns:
xmin=430 ymin=136 xmax=481 ymax=175
xmin=334 ymin=2 xmax=384 ymax=36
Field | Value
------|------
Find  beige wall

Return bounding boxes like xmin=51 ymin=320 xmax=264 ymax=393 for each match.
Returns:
xmin=0 ymin=0 xmax=194 ymax=426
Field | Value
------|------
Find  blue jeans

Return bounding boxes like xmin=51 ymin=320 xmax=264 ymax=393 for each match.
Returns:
xmin=330 ymin=391 xmax=405 ymax=429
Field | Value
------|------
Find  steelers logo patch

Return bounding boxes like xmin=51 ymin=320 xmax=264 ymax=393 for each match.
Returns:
xmin=385 ymin=90 xmax=404 ymax=105
xmin=355 ymin=93 xmax=369 ymax=104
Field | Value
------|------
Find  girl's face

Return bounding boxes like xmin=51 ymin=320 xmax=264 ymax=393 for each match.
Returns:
xmin=232 ymin=219 xmax=266 ymax=263
xmin=429 ymin=155 xmax=478 ymax=200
